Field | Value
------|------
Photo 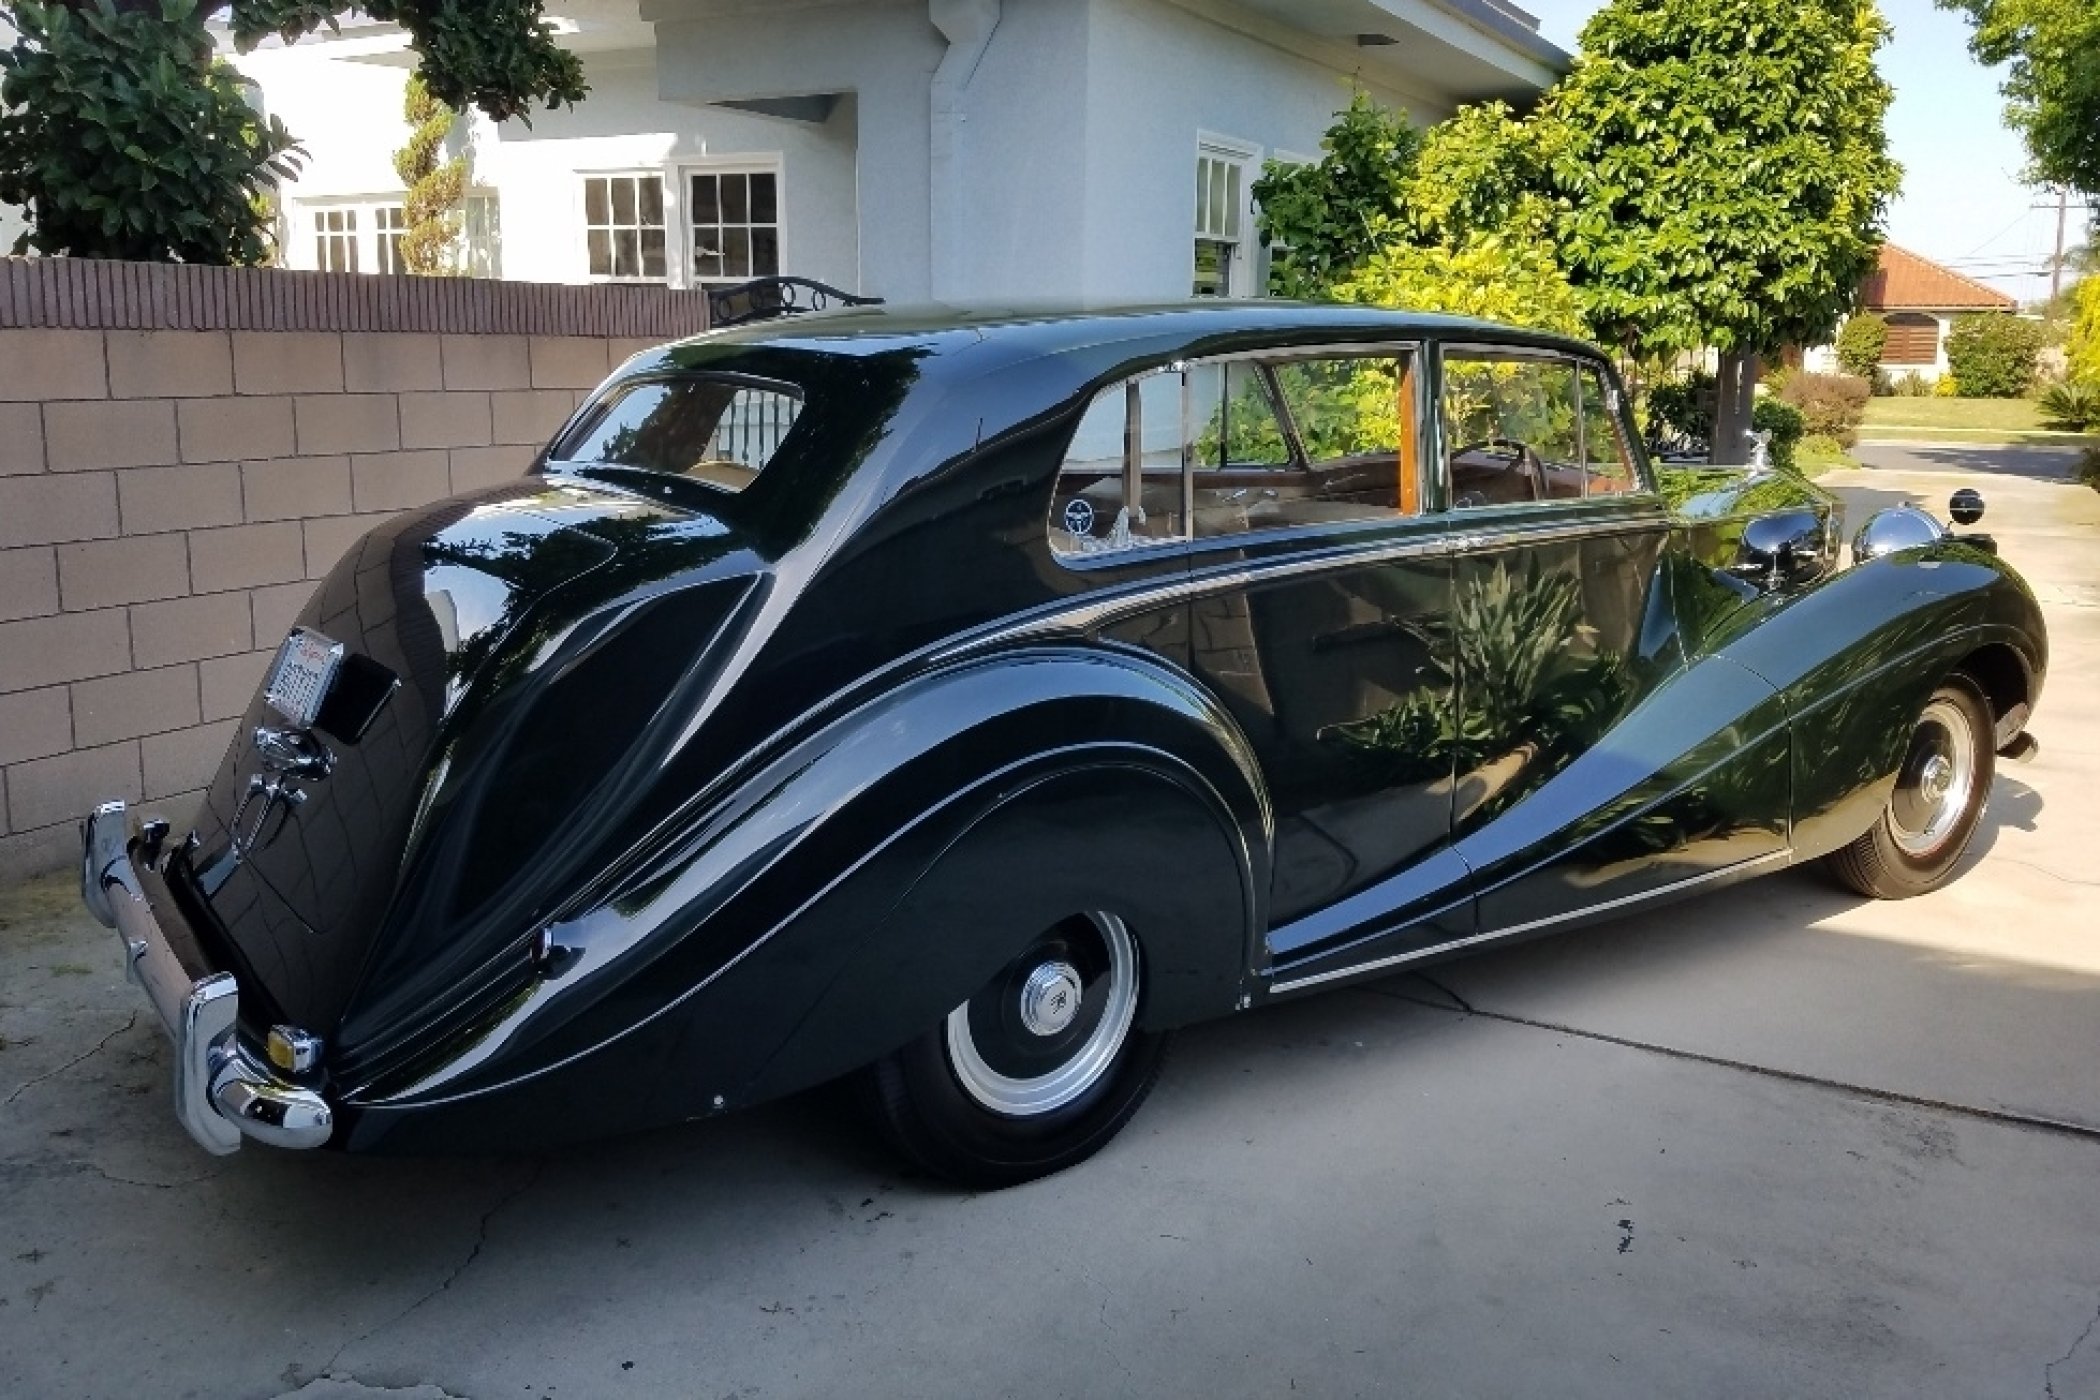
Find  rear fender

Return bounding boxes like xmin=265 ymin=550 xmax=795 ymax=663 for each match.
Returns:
xmin=342 ymin=645 xmax=1266 ymax=1121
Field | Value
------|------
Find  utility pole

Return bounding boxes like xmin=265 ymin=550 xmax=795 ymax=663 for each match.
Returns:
xmin=2052 ymin=185 xmax=2069 ymax=301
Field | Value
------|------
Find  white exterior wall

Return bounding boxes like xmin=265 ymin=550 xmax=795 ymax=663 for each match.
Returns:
xmin=1073 ymin=0 xmax=1447 ymax=304
xmin=485 ymin=52 xmax=862 ymax=289
xmin=654 ymin=0 xmax=945 ymax=301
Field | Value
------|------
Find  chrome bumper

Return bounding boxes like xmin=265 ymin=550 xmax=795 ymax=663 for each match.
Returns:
xmin=80 ymin=800 xmax=333 ymax=1154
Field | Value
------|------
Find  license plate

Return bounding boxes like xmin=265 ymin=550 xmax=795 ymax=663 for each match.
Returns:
xmin=264 ymin=628 xmax=345 ymax=729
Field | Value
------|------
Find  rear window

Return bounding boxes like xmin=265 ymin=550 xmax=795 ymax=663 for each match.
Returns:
xmin=551 ymin=374 xmax=803 ymax=494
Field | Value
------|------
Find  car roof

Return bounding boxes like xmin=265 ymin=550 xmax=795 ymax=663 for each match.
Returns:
xmin=624 ymin=301 xmax=1604 ymax=376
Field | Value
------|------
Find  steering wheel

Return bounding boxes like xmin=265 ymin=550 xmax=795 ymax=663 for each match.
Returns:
xmin=1450 ymin=437 xmax=1547 ymax=498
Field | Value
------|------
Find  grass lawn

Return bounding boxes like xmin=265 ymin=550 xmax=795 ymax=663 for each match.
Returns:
xmin=1858 ymin=396 xmax=2099 ymax=445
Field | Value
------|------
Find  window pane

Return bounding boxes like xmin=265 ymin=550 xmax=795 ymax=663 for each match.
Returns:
xmin=639 ymin=177 xmax=664 ymax=227
xmin=694 ymin=243 xmax=724 ymax=279
xmin=1445 ymin=355 xmax=1585 ymax=506
xmin=587 ymin=228 xmax=612 ymax=277
xmin=612 ymin=177 xmax=637 ymax=224
xmin=1209 ymin=164 xmax=1228 ymax=240
xmin=614 ymin=229 xmax=640 ymax=278
xmin=721 ymin=226 xmax=750 ymax=278
xmin=1195 ymin=161 xmax=1210 ymax=235
xmin=691 ymin=175 xmax=720 ymax=225
xmin=553 ymin=375 xmax=806 ymax=494
xmin=751 ymin=173 xmax=778 ymax=223
xmin=641 ymin=228 xmax=666 ymax=280
xmin=722 ymin=173 xmax=749 ymax=224
xmin=1048 ymin=381 xmax=1181 ymax=556
xmin=1193 ymin=238 xmax=1229 ymax=297
xmin=1223 ymin=162 xmax=1241 ymax=240
xmin=1186 ymin=361 xmax=1290 ymax=470
xmin=752 ymin=226 xmax=780 ymax=276
xmin=585 ymin=178 xmax=609 ymax=226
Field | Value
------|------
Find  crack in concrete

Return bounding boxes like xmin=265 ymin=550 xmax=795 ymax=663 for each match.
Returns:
xmin=3 ymin=1014 xmax=138 ymax=1108
xmin=2045 ymin=1296 xmax=2100 ymax=1399
xmin=1995 ymin=858 xmax=2100 ymax=889
xmin=1369 ymin=981 xmax=2100 ymax=1144
xmin=315 ymin=1160 xmax=546 ymax=1380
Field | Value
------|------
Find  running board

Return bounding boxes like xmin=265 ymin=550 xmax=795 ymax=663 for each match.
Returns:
xmin=1266 ymin=848 xmax=1795 ymax=997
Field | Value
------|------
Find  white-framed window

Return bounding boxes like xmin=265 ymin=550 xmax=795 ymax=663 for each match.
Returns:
xmin=685 ymin=167 xmax=781 ymax=284
xmin=583 ymin=173 xmax=668 ymax=281
xmin=313 ymin=207 xmax=360 ymax=273
xmin=462 ymin=194 xmax=502 ymax=279
xmin=1194 ymin=136 xmax=1260 ymax=299
xmin=373 ymin=205 xmax=408 ymax=275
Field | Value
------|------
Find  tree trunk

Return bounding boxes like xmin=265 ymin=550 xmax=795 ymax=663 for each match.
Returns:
xmin=1711 ymin=349 xmax=1761 ymax=465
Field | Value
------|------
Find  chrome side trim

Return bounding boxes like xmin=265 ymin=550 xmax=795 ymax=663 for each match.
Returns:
xmin=1267 ymin=848 xmax=1794 ymax=995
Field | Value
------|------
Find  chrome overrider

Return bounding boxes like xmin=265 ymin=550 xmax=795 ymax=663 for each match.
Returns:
xmin=80 ymin=800 xmax=333 ymax=1154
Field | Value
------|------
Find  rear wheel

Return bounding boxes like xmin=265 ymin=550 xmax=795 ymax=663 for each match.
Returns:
xmin=1826 ymin=676 xmax=1994 ymax=899
xmin=867 ymin=911 xmax=1168 ymax=1189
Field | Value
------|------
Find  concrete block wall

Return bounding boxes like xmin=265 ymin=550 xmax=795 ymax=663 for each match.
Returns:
xmin=0 ymin=258 xmax=712 ymax=880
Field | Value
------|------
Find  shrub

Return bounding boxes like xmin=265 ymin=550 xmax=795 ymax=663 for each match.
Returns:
xmin=2039 ymin=379 xmax=2100 ymax=432
xmin=1891 ymin=370 xmax=1931 ymax=396
xmin=1751 ymin=397 xmax=1805 ymax=471
xmin=1778 ymin=371 xmax=1872 ymax=445
xmin=1935 ymin=373 xmax=1962 ymax=397
xmin=1645 ymin=371 xmax=1714 ymax=443
xmin=1835 ymin=313 xmax=1888 ymax=379
xmin=0 ymin=0 xmax=303 ymax=263
xmin=1944 ymin=314 xmax=2045 ymax=397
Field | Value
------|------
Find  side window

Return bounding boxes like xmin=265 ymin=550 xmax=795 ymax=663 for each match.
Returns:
xmin=1444 ymin=353 xmax=1586 ymax=506
xmin=1050 ymin=350 xmax=1425 ymax=557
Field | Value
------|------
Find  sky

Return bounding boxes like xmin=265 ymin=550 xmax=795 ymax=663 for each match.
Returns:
xmin=1517 ymin=0 xmax=2092 ymax=306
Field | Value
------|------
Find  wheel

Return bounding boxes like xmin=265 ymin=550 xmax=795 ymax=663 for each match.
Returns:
xmin=1826 ymin=676 xmax=1995 ymax=899
xmin=866 ymin=911 xmax=1169 ymax=1189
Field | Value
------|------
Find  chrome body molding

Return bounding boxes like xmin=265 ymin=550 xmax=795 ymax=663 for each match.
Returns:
xmin=1266 ymin=849 xmax=1795 ymax=996
xmin=81 ymin=801 xmax=333 ymax=1154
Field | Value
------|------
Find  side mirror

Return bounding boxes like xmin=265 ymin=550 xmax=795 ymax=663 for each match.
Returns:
xmin=1730 ymin=510 xmax=1829 ymax=591
xmin=1950 ymin=488 xmax=1985 ymax=526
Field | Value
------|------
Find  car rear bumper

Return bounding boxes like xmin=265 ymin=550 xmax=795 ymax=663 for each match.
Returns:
xmin=80 ymin=800 xmax=333 ymax=1155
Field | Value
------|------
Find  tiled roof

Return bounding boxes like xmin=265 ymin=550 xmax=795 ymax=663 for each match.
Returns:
xmin=1861 ymin=244 xmax=2016 ymax=312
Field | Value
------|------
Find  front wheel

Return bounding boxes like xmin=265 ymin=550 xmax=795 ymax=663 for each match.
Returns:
xmin=866 ymin=911 xmax=1169 ymax=1189
xmin=1826 ymin=675 xmax=1995 ymax=899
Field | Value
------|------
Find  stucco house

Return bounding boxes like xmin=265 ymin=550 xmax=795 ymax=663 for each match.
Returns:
xmin=1806 ymin=244 xmax=2018 ymax=381
xmin=220 ymin=0 xmax=1567 ymax=305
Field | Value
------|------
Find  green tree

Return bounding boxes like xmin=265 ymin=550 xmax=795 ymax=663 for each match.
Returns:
xmin=1250 ymin=88 xmax=1421 ymax=299
xmin=393 ymin=74 xmax=466 ymax=275
xmin=1538 ymin=0 xmax=1901 ymax=460
xmin=1330 ymin=232 xmax=1589 ymax=339
xmin=1944 ymin=312 xmax=2045 ymax=396
xmin=1938 ymin=0 xmax=2100 ymax=196
xmin=0 ymin=0 xmax=584 ymax=264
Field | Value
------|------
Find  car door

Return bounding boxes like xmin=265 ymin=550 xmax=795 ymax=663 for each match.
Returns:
xmin=1164 ymin=348 xmax=1472 ymax=984
xmin=1437 ymin=344 xmax=1790 ymax=937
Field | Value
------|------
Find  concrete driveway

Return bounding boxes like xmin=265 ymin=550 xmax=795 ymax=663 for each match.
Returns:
xmin=3 ymin=445 xmax=2097 ymax=1400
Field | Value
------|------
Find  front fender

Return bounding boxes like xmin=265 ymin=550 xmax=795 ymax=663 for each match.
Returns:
xmin=335 ymin=644 xmax=1266 ymax=1147
xmin=1715 ymin=542 xmax=2046 ymax=860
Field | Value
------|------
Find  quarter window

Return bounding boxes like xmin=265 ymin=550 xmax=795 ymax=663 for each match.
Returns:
xmin=1050 ymin=351 xmax=1424 ymax=557
xmin=373 ymin=205 xmax=408 ymax=275
xmin=584 ymin=174 xmax=668 ymax=281
xmin=552 ymin=376 xmax=802 ymax=494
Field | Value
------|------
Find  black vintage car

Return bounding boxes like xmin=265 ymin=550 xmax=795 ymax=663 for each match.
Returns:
xmin=84 ymin=305 xmax=2046 ymax=1187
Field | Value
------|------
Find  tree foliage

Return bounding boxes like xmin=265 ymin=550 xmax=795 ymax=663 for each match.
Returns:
xmin=1539 ymin=0 xmax=1901 ymax=361
xmin=393 ymin=73 xmax=465 ymax=275
xmin=0 ymin=0 xmax=583 ymax=265
xmin=1250 ymin=89 xmax=1421 ymax=299
xmin=1328 ymin=232 xmax=1590 ymax=339
xmin=1944 ymin=312 xmax=2045 ymax=396
xmin=1835 ymin=312 xmax=1888 ymax=378
xmin=0 ymin=0 xmax=302 ymax=262
xmin=1938 ymin=0 xmax=2100 ymax=196
xmin=2069 ymin=272 xmax=2100 ymax=385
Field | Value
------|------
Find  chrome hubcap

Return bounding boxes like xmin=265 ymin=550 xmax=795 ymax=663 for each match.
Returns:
xmin=1890 ymin=698 xmax=1977 ymax=857
xmin=946 ymin=913 xmax=1139 ymax=1118
xmin=1019 ymin=961 xmax=1084 ymax=1037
